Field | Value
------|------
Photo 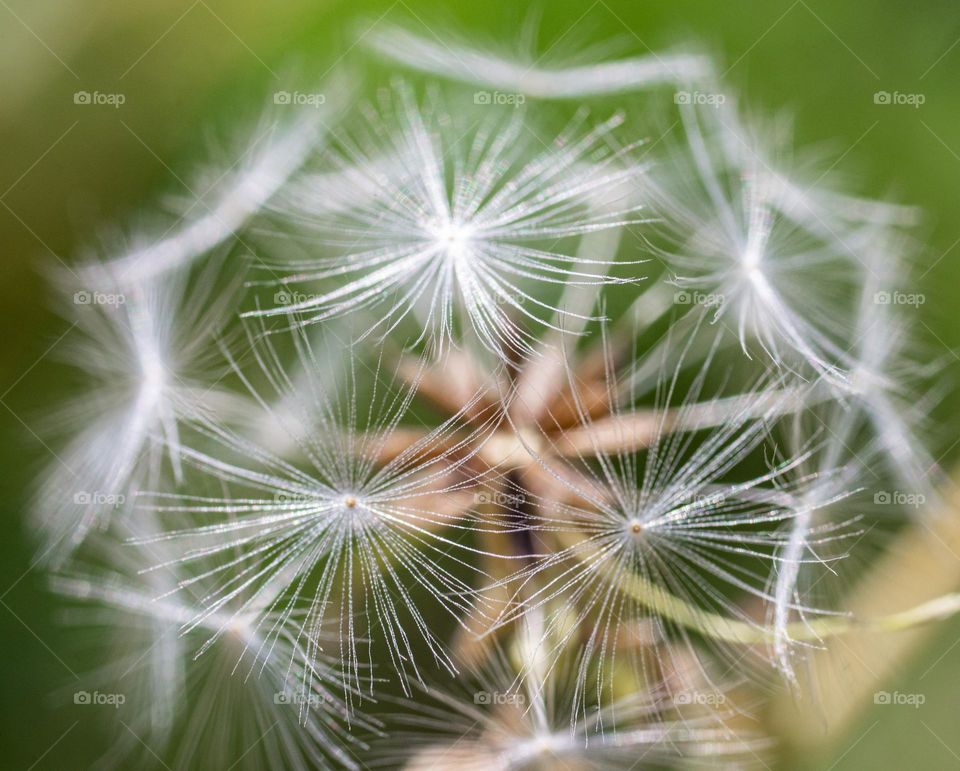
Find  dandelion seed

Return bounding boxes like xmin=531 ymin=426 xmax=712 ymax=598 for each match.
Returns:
xmin=33 ymin=262 xmax=243 ymax=562
xmin=136 ymin=323 xmax=514 ymax=704
xmin=246 ymin=82 xmax=648 ymax=358
xmin=493 ymin=337 xmax=855 ymax=704
xmin=656 ymin=101 xmax=871 ymax=383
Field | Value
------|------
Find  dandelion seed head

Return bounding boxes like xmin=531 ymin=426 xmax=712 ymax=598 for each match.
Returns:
xmin=32 ymin=21 xmax=941 ymax=767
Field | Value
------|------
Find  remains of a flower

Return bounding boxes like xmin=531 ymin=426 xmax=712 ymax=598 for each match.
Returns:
xmin=31 ymin=17 xmax=957 ymax=771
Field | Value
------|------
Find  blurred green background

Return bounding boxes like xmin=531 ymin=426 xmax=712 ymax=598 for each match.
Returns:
xmin=2 ymin=0 xmax=960 ymax=768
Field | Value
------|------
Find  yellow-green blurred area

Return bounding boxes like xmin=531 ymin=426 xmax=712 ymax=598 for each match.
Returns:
xmin=2 ymin=1 xmax=960 ymax=768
